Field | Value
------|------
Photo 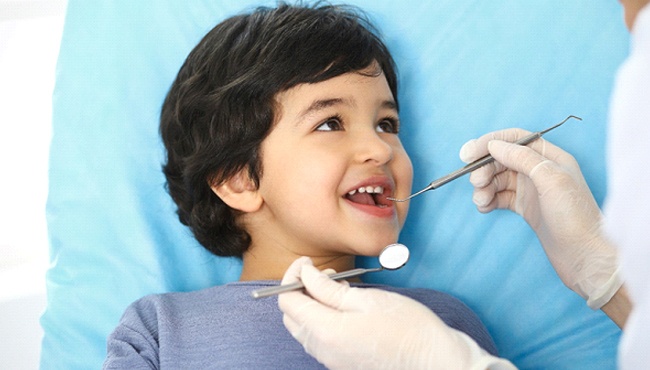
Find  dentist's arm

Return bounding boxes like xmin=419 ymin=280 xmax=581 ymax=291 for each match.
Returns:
xmin=278 ymin=257 xmax=516 ymax=370
xmin=459 ymin=129 xmax=630 ymax=327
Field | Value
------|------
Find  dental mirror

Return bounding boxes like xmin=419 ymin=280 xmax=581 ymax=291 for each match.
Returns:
xmin=251 ymin=243 xmax=410 ymax=299
xmin=378 ymin=243 xmax=410 ymax=270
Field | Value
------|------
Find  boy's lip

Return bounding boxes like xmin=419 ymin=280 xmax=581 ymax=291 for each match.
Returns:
xmin=343 ymin=176 xmax=397 ymax=216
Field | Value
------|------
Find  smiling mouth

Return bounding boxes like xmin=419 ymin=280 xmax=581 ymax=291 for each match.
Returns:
xmin=345 ymin=186 xmax=392 ymax=208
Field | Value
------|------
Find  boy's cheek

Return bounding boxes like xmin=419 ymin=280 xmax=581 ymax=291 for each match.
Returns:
xmin=390 ymin=193 xmax=409 ymax=229
xmin=396 ymin=152 xmax=414 ymax=195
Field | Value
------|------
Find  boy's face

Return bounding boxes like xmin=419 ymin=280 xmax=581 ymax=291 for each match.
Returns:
xmin=253 ymin=67 xmax=413 ymax=259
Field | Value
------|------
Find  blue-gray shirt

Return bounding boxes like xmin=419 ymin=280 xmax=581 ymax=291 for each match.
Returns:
xmin=104 ymin=281 xmax=497 ymax=369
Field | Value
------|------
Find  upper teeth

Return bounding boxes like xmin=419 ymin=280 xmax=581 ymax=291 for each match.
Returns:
xmin=348 ymin=186 xmax=384 ymax=196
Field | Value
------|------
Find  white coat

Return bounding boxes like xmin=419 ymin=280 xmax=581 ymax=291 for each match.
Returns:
xmin=604 ymin=4 xmax=650 ymax=369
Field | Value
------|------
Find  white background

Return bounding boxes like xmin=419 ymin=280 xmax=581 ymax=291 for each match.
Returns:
xmin=0 ymin=1 xmax=67 ymax=368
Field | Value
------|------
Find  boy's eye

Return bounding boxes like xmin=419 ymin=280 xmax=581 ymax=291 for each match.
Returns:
xmin=315 ymin=116 xmax=343 ymax=131
xmin=377 ymin=117 xmax=399 ymax=134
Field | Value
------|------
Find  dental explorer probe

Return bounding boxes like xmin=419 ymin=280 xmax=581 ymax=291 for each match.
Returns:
xmin=388 ymin=115 xmax=582 ymax=202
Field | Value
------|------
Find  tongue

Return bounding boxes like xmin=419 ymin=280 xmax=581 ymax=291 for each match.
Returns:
xmin=347 ymin=192 xmax=376 ymax=206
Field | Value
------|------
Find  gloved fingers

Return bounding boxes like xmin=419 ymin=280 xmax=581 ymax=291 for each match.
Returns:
xmin=490 ymin=140 xmax=590 ymax=205
xmin=487 ymin=140 xmax=553 ymax=181
xmin=278 ymin=263 xmax=342 ymax=347
xmin=299 ymin=263 xmax=356 ymax=310
xmin=301 ymin=264 xmax=400 ymax=312
xmin=459 ymin=128 xmax=536 ymax=163
xmin=321 ymin=269 xmax=350 ymax=288
xmin=486 ymin=136 xmax=580 ymax=179
xmin=459 ymin=138 xmax=482 ymax=163
xmin=281 ymin=301 xmax=333 ymax=346
xmin=279 ymin=263 xmax=363 ymax=364
xmin=472 ymin=171 xmax=519 ymax=212
xmin=460 ymin=128 xmax=554 ymax=188
xmin=463 ymin=129 xmax=543 ymax=189
xmin=279 ymin=290 xmax=328 ymax=336
xmin=471 ymin=163 xmax=518 ymax=194
xmin=468 ymin=161 xmax=501 ymax=188
xmin=524 ymin=135 xmax=580 ymax=170
xmin=281 ymin=256 xmax=313 ymax=285
xmin=476 ymin=190 xmax=518 ymax=214
xmin=278 ymin=257 xmax=330 ymax=328
xmin=279 ymin=258 xmax=352 ymax=323
xmin=281 ymin=307 xmax=304 ymax=340
xmin=280 ymin=297 xmax=340 ymax=357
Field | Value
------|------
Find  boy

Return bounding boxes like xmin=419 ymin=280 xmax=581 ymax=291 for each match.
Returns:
xmin=103 ymin=3 xmax=497 ymax=368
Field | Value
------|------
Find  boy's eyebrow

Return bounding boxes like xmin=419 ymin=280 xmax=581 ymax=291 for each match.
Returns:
xmin=298 ymin=98 xmax=351 ymax=120
xmin=297 ymin=98 xmax=398 ymax=123
xmin=381 ymin=100 xmax=398 ymax=111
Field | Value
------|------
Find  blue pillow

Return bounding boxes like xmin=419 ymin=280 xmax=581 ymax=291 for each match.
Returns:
xmin=42 ymin=1 xmax=628 ymax=369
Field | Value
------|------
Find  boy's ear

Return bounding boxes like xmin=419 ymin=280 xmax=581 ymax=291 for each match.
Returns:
xmin=210 ymin=170 xmax=263 ymax=213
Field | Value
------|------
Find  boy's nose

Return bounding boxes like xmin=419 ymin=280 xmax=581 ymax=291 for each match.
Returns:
xmin=353 ymin=131 xmax=393 ymax=165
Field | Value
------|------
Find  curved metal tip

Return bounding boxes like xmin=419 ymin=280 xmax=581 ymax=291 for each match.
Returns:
xmin=539 ymin=115 xmax=582 ymax=135
xmin=387 ymin=186 xmax=429 ymax=202
xmin=386 ymin=196 xmax=409 ymax=203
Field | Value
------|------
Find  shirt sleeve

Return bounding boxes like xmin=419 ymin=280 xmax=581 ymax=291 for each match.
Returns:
xmin=102 ymin=298 xmax=161 ymax=370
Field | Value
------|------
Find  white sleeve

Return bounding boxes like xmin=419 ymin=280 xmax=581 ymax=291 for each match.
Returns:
xmin=603 ymin=5 xmax=650 ymax=370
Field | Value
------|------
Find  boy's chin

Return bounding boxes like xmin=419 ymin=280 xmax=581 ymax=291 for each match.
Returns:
xmin=352 ymin=240 xmax=401 ymax=257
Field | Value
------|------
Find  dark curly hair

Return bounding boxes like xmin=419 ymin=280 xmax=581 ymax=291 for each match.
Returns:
xmin=160 ymin=2 xmax=398 ymax=258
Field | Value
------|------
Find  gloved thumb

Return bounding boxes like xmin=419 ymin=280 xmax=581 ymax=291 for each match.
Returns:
xmin=279 ymin=258 xmax=338 ymax=347
xmin=300 ymin=263 xmax=352 ymax=309
xmin=281 ymin=256 xmax=313 ymax=285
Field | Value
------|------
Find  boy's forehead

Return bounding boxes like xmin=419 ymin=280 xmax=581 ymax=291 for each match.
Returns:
xmin=275 ymin=71 xmax=396 ymax=118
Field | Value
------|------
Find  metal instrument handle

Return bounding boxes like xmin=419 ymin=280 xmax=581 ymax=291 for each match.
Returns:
xmin=251 ymin=267 xmax=382 ymax=299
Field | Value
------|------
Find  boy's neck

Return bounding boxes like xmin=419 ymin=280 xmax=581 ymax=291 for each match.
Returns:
xmin=239 ymin=246 xmax=356 ymax=281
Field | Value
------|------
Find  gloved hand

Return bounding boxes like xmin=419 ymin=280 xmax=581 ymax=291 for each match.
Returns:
xmin=459 ymin=129 xmax=622 ymax=309
xmin=278 ymin=257 xmax=516 ymax=370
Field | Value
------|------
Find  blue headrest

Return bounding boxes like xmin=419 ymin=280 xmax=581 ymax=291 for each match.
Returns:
xmin=42 ymin=1 xmax=628 ymax=368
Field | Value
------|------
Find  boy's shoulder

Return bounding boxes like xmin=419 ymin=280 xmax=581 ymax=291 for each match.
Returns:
xmin=128 ymin=281 xmax=277 ymax=312
xmin=107 ymin=282 xmax=326 ymax=368
xmin=112 ymin=282 xmax=283 ymax=346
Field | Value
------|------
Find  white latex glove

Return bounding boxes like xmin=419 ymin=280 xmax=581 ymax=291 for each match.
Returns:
xmin=278 ymin=257 xmax=516 ymax=370
xmin=459 ymin=129 xmax=622 ymax=309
